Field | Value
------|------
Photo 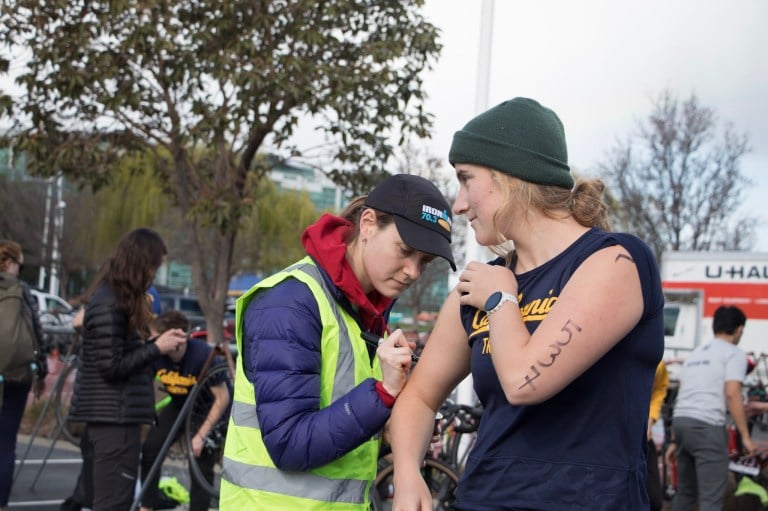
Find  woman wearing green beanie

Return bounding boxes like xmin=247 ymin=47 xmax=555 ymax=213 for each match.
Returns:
xmin=388 ymin=97 xmax=665 ymax=510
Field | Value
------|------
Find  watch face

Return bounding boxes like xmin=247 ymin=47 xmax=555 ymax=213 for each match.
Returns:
xmin=484 ymin=291 xmax=501 ymax=312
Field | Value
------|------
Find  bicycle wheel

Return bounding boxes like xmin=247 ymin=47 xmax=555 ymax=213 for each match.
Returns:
xmin=447 ymin=428 xmax=477 ymax=474
xmin=185 ymin=364 xmax=233 ymax=499
xmin=53 ymin=360 xmax=85 ymax=446
xmin=372 ymin=458 xmax=459 ymax=511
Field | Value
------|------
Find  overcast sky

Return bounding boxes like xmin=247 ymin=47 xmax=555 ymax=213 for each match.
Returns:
xmin=419 ymin=0 xmax=768 ymax=250
xmin=3 ymin=1 xmax=766 ymax=249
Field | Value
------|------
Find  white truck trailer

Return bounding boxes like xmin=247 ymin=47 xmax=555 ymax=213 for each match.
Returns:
xmin=662 ymin=251 xmax=768 ymax=360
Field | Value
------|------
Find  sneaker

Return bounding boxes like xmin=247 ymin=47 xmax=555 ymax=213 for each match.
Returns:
xmin=60 ymin=497 xmax=83 ymax=511
xmin=735 ymin=476 xmax=768 ymax=506
xmin=158 ymin=476 xmax=190 ymax=505
xmin=154 ymin=493 xmax=181 ymax=510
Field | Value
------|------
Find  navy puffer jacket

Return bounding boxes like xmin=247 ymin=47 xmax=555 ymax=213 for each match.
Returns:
xmin=69 ymin=284 xmax=160 ymax=424
xmin=242 ymin=266 xmax=392 ymax=471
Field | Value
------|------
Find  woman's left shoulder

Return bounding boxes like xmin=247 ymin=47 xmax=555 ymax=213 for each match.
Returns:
xmin=585 ymin=231 xmax=664 ymax=313
xmin=587 ymin=230 xmax=658 ymax=267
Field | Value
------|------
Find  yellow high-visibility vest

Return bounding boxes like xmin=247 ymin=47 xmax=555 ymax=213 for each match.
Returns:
xmin=220 ymin=257 xmax=382 ymax=510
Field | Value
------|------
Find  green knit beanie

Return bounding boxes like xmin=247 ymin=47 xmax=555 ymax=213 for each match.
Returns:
xmin=448 ymin=97 xmax=574 ymax=189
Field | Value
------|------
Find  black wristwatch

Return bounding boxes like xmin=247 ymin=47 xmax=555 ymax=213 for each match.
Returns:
xmin=484 ymin=291 xmax=518 ymax=316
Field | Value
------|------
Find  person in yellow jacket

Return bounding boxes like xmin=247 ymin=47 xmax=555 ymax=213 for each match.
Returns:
xmin=220 ymin=174 xmax=456 ymax=510
xmin=647 ymin=361 xmax=669 ymax=511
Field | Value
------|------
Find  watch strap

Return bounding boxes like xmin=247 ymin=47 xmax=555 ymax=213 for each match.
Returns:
xmin=487 ymin=292 xmax=518 ymax=316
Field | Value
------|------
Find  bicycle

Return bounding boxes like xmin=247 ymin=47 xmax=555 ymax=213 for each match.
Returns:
xmin=371 ymin=454 xmax=459 ymax=511
xmin=661 ymin=354 xmax=768 ymax=509
xmin=183 ymin=355 xmax=234 ymax=497
xmin=435 ymin=400 xmax=482 ymax=474
xmin=660 ymin=367 xmax=680 ymax=501
xmin=48 ymin=323 xmax=235 ymax=508
xmin=129 ymin=327 xmax=236 ymax=509
xmin=52 ymin=338 xmax=84 ymax=446
xmin=371 ymin=399 xmax=480 ymax=510
xmin=13 ymin=323 xmax=80 ymax=490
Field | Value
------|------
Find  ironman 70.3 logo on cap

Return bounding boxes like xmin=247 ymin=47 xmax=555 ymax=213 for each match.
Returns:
xmin=422 ymin=204 xmax=452 ymax=234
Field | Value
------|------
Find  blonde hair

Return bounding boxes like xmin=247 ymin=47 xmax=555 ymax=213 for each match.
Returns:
xmin=490 ymin=173 xmax=611 ymax=260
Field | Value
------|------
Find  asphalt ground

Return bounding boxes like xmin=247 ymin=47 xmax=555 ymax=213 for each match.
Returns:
xmin=11 ymin=352 xmax=196 ymax=511
xmin=11 ymin=432 xmax=198 ymax=511
xmin=12 ymin=432 xmax=83 ymax=510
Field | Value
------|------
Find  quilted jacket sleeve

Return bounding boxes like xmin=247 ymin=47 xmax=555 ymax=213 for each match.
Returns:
xmin=243 ymin=278 xmax=392 ymax=471
xmin=85 ymin=287 xmax=160 ymax=382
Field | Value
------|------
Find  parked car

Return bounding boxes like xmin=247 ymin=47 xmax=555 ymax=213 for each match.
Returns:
xmin=29 ymin=288 xmax=74 ymax=315
xmin=29 ymin=288 xmax=77 ymax=326
xmin=29 ymin=288 xmax=78 ymax=352
xmin=156 ymin=292 xmax=207 ymax=330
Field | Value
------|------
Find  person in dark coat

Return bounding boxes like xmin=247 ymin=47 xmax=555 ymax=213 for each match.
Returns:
xmin=0 ymin=239 xmax=46 ymax=511
xmin=68 ymin=228 xmax=187 ymax=511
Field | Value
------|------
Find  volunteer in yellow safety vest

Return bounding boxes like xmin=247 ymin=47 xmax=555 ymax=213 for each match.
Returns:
xmin=220 ymin=174 xmax=455 ymax=510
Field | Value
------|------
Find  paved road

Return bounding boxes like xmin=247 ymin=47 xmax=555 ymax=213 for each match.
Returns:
xmin=12 ymin=433 xmax=82 ymax=510
xmin=12 ymin=433 xmax=204 ymax=511
xmin=10 ymin=352 xmax=84 ymax=510
xmin=12 ymin=354 xmax=207 ymax=511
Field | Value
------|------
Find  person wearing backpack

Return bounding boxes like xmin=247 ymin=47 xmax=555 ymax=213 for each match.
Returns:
xmin=0 ymin=239 xmax=47 ymax=511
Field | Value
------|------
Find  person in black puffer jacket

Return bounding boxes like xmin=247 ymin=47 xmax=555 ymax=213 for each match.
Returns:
xmin=68 ymin=228 xmax=187 ymax=511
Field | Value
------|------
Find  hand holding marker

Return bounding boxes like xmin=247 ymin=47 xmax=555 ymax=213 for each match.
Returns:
xmin=361 ymin=331 xmax=419 ymax=362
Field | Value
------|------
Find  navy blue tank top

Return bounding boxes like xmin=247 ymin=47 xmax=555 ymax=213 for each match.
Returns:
xmin=456 ymin=228 xmax=664 ymax=510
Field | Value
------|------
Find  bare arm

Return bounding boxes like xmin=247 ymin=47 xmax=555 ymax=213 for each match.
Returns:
xmin=745 ymin=400 xmax=768 ymax=417
xmin=191 ymin=381 xmax=230 ymax=458
xmin=457 ymin=245 xmax=644 ymax=405
xmin=390 ymin=289 xmax=471 ymax=510
xmin=725 ymin=379 xmax=756 ymax=455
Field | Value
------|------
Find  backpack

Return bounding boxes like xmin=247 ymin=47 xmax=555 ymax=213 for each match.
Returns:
xmin=0 ymin=276 xmax=38 ymax=382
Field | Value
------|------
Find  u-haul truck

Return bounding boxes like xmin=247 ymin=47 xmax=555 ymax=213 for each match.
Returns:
xmin=662 ymin=251 xmax=768 ymax=360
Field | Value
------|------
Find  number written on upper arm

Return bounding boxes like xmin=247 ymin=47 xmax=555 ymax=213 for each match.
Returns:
xmin=518 ymin=319 xmax=582 ymax=391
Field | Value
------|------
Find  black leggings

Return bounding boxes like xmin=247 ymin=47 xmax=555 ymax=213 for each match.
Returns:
xmin=0 ymin=380 xmax=32 ymax=506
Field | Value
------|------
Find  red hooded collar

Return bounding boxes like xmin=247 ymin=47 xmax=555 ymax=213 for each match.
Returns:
xmin=301 ymin=213 xmax=392 ymax=334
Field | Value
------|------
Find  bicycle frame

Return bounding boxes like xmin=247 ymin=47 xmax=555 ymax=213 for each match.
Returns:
xmin=129 ymin=329 xmax=236 ymax=511
xmin=14 ymin=328 xmax=80 ymax=489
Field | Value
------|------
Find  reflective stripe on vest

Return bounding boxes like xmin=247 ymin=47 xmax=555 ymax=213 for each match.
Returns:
xmin=220 ymin=257 xmax=381 ymax=510
xmin=222 ymin=457 xmax=369 ymax=504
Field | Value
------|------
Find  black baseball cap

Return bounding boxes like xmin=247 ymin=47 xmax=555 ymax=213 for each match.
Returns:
xmin=364 ymin=174 xmax=456 ymax=271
